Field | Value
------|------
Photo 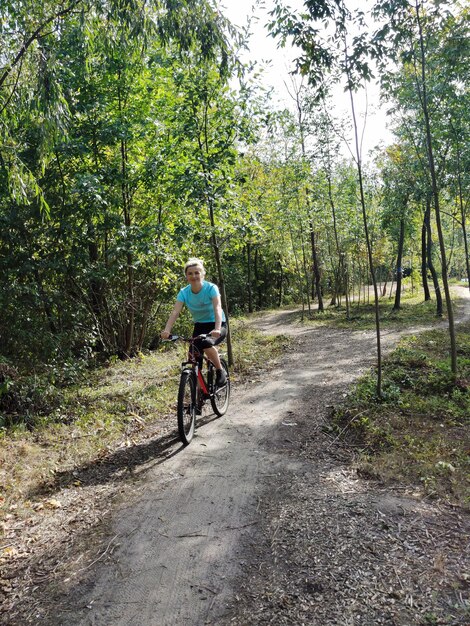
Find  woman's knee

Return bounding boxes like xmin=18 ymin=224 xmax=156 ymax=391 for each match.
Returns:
xmin=195 ymin=337 xmax=215 ymax=350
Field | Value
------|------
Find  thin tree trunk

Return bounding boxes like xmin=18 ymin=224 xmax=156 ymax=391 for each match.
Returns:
xmin=299 ymin=216 xmax=312 ymax=316
xmin=382 ymin=275 xmax=388 ymax=297
xmin=195 ymin=102 xmax=234 ymax=366
xmin=310 ymin=225 xmax=324 ymax=311
xmin=364 ymin=266 xmax=368 ymax=304
xmin=122 ymin=143 xmax=134 ymax=357
xmin=118 ymin=71 xmax=134 ymax=357
xmin=277 ymin=257 xmax=283 ymax=307
xmin=136 ymin=302 xmax=152 ymax=352
xmin=291 ymin=82 xmax=324 ymax=313
xmin=254 ymin=248 xmax=262 ymax=310
xmin=210 ymin=226 xmax=233 ymax=367
xmin=344 ymin=259 xmax=350 ymax=319
xmin=421 ymin=212 xmax=431 ymax=301
xmin=246 ymin=243 xmax=253 ymax=313
xmin=425 ymin=199 xmax=443 ymax=317
xmin=288 ymin=222 xmax=306 ymax=319
xmin=455 ymin=141 xmax=470 ymax=289
xmin=393 ymin=218 xmax=405 ymax=310
xmin=327 ymin=170 xmax=349 ymax=317
xmin=34 ymin=267 xmax=57 ymax=333
xmin=345 ymin=57 xmax=382 ymax=397
xmin=87 ymin=126 xmax=114 ymax=350
xmin=204 ymin=185 xmax=233 ymax=362
xmin=415 ymin=0 xmax=456 ymax=374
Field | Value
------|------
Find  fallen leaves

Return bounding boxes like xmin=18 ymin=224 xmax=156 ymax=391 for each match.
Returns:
xmin=1 ymin=546 xmax=18 ymax=559
xmin=44 ymin=498 xmax=62 ymax=510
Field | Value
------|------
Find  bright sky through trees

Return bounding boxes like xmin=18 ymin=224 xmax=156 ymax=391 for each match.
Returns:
xmin=220 ymin=0 xmax=394 ymax=157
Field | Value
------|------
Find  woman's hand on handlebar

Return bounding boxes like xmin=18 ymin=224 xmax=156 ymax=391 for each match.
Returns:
xmin=160 ymin=330 xmax=171 ymax=340
xmin=209 ymin=329 xmax=221 ymax=338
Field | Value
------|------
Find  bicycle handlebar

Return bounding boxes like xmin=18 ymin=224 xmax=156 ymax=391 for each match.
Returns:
xmin=162 ymin=334 xmax=207 ymax=342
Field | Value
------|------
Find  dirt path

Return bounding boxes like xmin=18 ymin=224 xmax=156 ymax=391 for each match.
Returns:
xmin=3 ymin=288 xmax=469 ymax=625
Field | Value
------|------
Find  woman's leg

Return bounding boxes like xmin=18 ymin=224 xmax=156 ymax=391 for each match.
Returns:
xmin=204 ymin=346 xmax=222 ymax=369
xmin=193 ymin=323 xmax=227 ymax=383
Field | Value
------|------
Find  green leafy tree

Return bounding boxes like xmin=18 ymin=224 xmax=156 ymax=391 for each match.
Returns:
xmin=372 ymin=0 xmax=469 ymax=375
xmin=269 ymin=0 xmax=384 ymax=396
xmin=0 ymin=0 xmax=233 ymax=364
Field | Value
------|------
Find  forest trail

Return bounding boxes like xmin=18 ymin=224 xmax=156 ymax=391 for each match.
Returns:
xmin=5 ymin=287 xmax=469 ymax=626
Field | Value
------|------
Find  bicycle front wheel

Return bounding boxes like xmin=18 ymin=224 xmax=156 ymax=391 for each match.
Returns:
xmin=177 ymin=370 xmax=196 ymax=445
xmin=210 ymin=358 xmax=230 ymax=417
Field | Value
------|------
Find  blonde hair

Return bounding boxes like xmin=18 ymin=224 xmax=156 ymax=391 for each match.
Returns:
xmin=184 ymin=258 xmax=205 ymax=275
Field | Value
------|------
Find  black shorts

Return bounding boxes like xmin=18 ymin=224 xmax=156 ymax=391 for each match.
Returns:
xmin=192 ymin=322 xmax=227 ymax=350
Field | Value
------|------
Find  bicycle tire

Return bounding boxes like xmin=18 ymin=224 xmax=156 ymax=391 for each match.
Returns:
xmin=177 ymin=369 xmax=196 ymax=445
xmin=210 ymin=358 xmax=230 ymax=417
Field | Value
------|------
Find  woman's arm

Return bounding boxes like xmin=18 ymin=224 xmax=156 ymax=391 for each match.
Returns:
xmin=209 ymin=295 xmax=223 ymax=337
xmin=161 ymin=301 xmax=184 ymax=339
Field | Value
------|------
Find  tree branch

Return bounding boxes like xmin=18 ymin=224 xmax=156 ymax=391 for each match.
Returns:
xmin=0 ymin=0 xmax=83 ymax=93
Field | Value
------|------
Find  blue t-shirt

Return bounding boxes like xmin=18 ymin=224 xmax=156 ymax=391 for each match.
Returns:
xmin=177 ymin=281 xmax=226 ymax=324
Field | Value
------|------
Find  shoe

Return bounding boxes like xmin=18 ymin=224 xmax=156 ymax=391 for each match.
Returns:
xmin=216 ymin=368 xmax=227 ymax=387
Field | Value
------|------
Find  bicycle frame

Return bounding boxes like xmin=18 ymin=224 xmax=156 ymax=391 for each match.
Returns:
xmin=163 ymin=335 xmax=212 ymax=395
xmin=181 ymin=339 xmax=214 ymax=398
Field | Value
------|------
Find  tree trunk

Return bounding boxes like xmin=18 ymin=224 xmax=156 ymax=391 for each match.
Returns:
xmin=425 ymin=199 xmax=443 ymax=317
xmin=204 ymin=186 xmax=233 ymax=365
xmin=415 ymin=0 xmax=456 ymax=374
xmin=299 ymin=210 xmax=312 ymax=316
xmin=254 ymin=247 xmax=262 ymax=310
xmin=346 ymin=59 xmax=382 ymax=397
xmin=277 ymin=258 xmax=284 ymax=308
xmin=87 ymin=127 xmax=114 ymax=350
xmin=289 ymin=222 xmax=305 ymax=320
xmin=292 ymin=84 xmax=324 ymax=313
xmin=194 ymin=100 xmax=234 ymax=365
xmin=121 ymin=137 xmax=134 ymax=357
xmin=309 ymin=224 xmax=324 ymax=311
xmin=421 ymin=212 xmax=431 ymax=301
xmin=34 ymin=267 xmax=57 ymax=334
xmin=327 ymin=170 xmax=349 ymax=317
xmin=393 ymin=217 xmax=405 ymax=310
xmin=246 ymin=243 xmax=253 ymax=313
xmin=455 ymin=140 xmax=470 ymax=289
xmin=118 ymin=71 xmax=135 ymax=358
xmin=344 ymin=261 xmax=350 ymax=319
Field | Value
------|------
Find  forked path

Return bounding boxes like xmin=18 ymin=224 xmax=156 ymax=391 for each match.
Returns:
xmin=50 ymin=289 xmax=469 ymax=625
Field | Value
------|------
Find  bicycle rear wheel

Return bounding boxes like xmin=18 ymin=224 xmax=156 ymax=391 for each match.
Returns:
xmin=177 ymin=370 xmax=196 ymax=445
xmin=210 ymin=358 xmax=230 ymax=417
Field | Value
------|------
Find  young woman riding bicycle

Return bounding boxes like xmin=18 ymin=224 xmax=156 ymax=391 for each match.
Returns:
xmin=160 ymin=258 xmax=227 ymax=386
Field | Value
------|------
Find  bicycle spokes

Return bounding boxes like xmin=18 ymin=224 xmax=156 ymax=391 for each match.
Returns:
xmin=177 ymin=370 xmax=196 ymax=445
xmin=210 ymin=359 xmax=230 ymax=417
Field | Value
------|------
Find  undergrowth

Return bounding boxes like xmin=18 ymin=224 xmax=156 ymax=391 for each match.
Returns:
xmin=331 ymin=323 xmax=470 ymax=509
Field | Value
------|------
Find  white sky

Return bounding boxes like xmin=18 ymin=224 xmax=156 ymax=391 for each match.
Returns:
xmin=219 ymin=0 xmax=394 ymax=157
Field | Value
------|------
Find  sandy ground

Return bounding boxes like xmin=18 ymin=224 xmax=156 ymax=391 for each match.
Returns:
xmin=2 ymin=287 xmax=469 ymax=625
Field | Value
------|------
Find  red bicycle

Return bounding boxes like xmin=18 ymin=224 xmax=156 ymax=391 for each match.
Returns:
xmin=166 ymin=335 xmax=230 ymax=445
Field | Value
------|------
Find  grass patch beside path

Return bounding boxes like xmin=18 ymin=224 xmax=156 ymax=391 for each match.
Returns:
xmin=305 ymin=291 xmax=446 ymax=330
xmin=0 ymin=320 xmax=286 ymax=522
xmin=331 ymin=323 xmax=470 ymax=509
